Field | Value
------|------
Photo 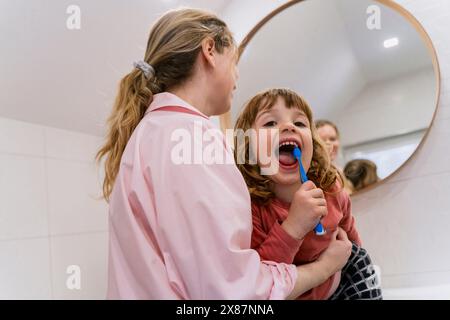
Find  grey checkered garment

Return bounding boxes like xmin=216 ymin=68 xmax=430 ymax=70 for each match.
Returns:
xmin=329 ymin=243 xmax=383 ymax=300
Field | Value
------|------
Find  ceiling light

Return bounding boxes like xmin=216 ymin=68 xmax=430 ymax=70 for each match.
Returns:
xmin=384 ymin=37 xmax=399 ymax=48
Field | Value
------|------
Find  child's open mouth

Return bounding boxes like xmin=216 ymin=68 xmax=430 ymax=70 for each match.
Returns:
xmin=278 ymin=140 xmax=300 ymax=171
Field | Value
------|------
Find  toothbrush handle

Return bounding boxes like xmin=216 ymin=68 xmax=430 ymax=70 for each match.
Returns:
xmin=299 ymin=160 xmax=308 ymax=183
xmin=299 ymin=160 xmax=326 ymax=236
xmin=314 ymin=222 xmax=325 ymax=235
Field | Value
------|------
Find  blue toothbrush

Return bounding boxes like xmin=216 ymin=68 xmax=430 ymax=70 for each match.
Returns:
xmin=293 ymin=146 xmax=326 ymax=236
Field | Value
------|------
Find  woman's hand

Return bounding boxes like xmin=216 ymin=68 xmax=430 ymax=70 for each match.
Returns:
xmin=286 ymin=228 xmax=352 ymax=299
xmin=282 ymin=180 xmax=327 ymax=240
xmin=317 ymin=227 xmax=352 ymax=275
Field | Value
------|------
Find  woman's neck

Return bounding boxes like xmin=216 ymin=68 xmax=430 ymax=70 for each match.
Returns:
xmin=168 ymin=76 xmax=212 ymax=116
xmin=273 ymin=181 xmax=301 ymax=204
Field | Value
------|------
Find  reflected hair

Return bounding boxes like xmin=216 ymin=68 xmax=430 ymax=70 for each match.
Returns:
xmin=315 ymin=119 xmax=340 ymax=138
xmin=344 ymin=159 xmax=380 ymax=192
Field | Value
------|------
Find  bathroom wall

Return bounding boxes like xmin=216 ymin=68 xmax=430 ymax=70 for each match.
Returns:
xmin=0 ymin=117 xmax=108 ymax=299
xmin=353 ymin=0 xmax=450 ymax=290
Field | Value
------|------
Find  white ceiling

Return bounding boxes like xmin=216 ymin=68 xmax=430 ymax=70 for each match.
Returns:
xmin=0 ymin=0 xmax=435 ymax=136
xmin=231 ymin=0 xmax=434 ymax=123
xmin=0 ymin=0 xmax=229 ymax=136
xmin=336 ymin=0 xmax=433 ymax=82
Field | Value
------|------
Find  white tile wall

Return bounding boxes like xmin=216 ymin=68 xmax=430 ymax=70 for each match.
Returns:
xmin=45 ymin=127 xmax=103 ymax=162
xmin=0 ymin=118 xmax=108 ymax=299
xmin=0 ymin=118 xmax=45 ymax=156
xmin=382 ymin=269 xmax=450 ymax=289
xmin=0 ymin=238 xmax=52 ymax=299
xmin=355 ymin=170 xmax=450 ymax=274
xmin=0 ymin=154 xmax=48 ymax=240
xmin=352 ymin=0 xmax=450 ymax=294
xmin=50 ymin=232 xmax=108 ymax=300
xmin=47 ymin=159 xmax=107 ymax=235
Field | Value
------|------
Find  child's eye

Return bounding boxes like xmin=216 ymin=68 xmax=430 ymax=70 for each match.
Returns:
xmin=294 ymin=121 xmax=306 ymax=127
xmin=263 ymin=121 xmax=276 ymax=127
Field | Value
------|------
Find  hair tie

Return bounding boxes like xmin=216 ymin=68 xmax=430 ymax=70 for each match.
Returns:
xmin=133 ymin=60 xmax=155 ymax=79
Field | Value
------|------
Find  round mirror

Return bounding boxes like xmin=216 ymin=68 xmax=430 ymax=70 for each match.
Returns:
xmin=222 ymin=0 xmax=440 ymax=195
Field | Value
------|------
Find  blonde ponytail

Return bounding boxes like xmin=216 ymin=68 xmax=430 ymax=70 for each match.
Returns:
xmin=96 ymin=8 xmax=235 ymax=201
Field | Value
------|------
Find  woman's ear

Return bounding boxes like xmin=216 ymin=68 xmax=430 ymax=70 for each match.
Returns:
xmin=200 ymin=37 xmax=216 ymax=68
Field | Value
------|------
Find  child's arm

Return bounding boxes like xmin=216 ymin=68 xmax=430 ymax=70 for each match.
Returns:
xmin=251 ymin=204 xmax=303 ymax=264
xmin=338 ymin=190 xmax=362 ymax=246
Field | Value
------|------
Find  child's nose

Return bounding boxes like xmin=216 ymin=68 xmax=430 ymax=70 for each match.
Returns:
xmin=280 ymin=123 xmax=296 ymax=133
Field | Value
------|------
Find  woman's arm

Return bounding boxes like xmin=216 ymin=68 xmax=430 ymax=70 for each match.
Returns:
xmin=286 ymin=228 xmax=352 ymax=299
xmin=286 ymin=261 xmax=330 ymax=299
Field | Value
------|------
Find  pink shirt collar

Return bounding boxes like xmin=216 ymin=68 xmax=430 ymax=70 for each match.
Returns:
xmin=145 ymin=92 xmax=209 ymax=119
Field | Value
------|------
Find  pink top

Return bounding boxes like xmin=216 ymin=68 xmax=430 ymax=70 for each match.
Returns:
xmin=251 ymin=183 xmax=361 ymax=300
xmin=106 ymin=92 xmax=298 ymax=299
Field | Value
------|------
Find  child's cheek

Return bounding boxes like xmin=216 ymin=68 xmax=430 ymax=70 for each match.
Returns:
xmin=304 ymin=136 xmax=314 ymax=171
xmin=254 ymin=129 xmax=278 ymax=168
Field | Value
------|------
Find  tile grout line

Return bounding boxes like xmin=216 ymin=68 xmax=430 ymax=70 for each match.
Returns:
xmin=43 ymin=128 xmax=55 ymax=299
xmin=375 ymin=167 xmax=450 ymax=187
xmin=381 ymin=268 xmax=450 ymax=279
xmin=0 ymin=150 xmax=98 ymax=165
xmin=0 ymin=229 xmax=109 ymax=243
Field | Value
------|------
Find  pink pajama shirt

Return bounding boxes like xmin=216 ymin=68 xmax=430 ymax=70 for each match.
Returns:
xmin=106 ymin=92 xmax=297 ymax=299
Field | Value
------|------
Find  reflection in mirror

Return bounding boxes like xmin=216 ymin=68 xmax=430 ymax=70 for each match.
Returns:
xmin=227 ymin=0 xmax=439 ymax=194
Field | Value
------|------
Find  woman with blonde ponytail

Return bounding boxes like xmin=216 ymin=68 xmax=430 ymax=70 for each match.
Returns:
xmin=98 ymin=8 xmax=336 ymax=300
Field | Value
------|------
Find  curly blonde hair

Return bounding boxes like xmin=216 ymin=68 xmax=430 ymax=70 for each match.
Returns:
xmin=234 ymin=88 xmax=343 ymax=206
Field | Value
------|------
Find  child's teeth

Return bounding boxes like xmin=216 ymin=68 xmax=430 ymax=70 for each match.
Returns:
xmin=279 ymin=141 xmax=299 ymax=147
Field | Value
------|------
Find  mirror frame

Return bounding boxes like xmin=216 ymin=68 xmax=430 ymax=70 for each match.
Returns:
xmin=220 ymin=0 xmax=441 ymax=196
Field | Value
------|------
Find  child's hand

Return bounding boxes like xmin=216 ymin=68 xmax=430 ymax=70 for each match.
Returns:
xmin=282 ymin=180 xmax=327 ymax=240
xmin=317 ymin=228 xmax=352 ymax=275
